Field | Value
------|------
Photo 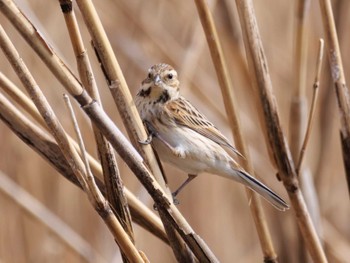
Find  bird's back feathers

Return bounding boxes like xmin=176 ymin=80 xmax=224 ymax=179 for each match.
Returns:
xmin=165 ymin=97 xmax=243 ymax=158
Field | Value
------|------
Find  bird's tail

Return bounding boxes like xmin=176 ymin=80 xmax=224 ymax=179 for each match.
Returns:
xmin=237 ymin=170 xmax=289 ymax=211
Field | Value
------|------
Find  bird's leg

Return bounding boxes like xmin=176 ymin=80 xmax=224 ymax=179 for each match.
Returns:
xmin=172 ymin=174 xmax=198 ymax=204
xmin=139 ymin=121 xmax=185 ymax=158
xmin=139 ymin=133 xmax=153 ymax=145
xmin=139 ymin=120 xmax=156 ymax=145
xmin=139 ymin=120 xmax=172 ymax=147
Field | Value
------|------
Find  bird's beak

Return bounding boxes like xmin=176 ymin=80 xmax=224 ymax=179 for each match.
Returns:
xmin=154 ymin=75 xmax=161 ymax=86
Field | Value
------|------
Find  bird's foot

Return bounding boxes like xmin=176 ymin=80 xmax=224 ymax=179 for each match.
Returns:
xmin=172 ymin=192 xmax=180 ymax=205
xmin=139 ymin=120 xmax=158 ymax=145
xmin=138 ymin=133 xmax=153 ymax=145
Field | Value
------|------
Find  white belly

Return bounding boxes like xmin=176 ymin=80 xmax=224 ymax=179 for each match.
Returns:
xmin=152 ymin=125 xmax=233 ymax=176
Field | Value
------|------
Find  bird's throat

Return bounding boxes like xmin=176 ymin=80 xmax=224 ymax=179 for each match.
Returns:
xmin=138 ymin=87 xmax=152 ymax=97
xmin=155 ymin=90 xmax=170 ymax=103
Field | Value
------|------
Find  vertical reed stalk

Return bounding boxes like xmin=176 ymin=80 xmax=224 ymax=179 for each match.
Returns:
xmin=290 ymin=1 xmax=311 ymax=261
xmin=58 ymin=0 xmax=134 ymax=250
xmin=194 ymin=0 xmax=278 ymax=261
xmin=318 ymin=0 xmax=350 ymax=196
xmin=235 ymin=0 xmax=327 ymax=262
xmin=74 ymin=0 xmax=171 ymax=199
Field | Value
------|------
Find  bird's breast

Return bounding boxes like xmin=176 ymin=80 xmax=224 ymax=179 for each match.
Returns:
xmin=152 ymin=125 xmax=233 ymax=175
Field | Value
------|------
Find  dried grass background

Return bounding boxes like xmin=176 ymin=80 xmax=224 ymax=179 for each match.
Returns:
xmin=0 ymin=0 xmax=349 ymax=262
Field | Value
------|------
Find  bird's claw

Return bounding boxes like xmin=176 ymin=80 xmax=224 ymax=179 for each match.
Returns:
xmin=153 ymin=203 xmax=158 ymax=211
xmin=172 ymin=193 xmax=180 ymax=205
xmin=152 ymin=194 xmax=179 ymax=210
xmin=138 ymin=134 xmax=153 ymax=145
xmin=139 ymin=121 xmax=159 ymax=145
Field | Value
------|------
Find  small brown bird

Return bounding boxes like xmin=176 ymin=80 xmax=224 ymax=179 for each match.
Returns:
xmin=135 ymin=63 xmax=289 ymax=211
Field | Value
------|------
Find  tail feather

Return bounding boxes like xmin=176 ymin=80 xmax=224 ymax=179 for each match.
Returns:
xmin=237 ymin=170 xmax=289 ymax=211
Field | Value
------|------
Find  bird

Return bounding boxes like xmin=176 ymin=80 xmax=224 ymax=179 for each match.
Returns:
xmin=135 ymin=63 xmax=289 ymax=211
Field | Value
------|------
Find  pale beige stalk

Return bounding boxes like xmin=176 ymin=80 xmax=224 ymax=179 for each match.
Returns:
xmin=194 ymin=0 xmax=278 ymax=261
xmin=58 ymin=0 xmax=134 ymax=246
xmin=235 ymin=0 xmax=327 ymax=262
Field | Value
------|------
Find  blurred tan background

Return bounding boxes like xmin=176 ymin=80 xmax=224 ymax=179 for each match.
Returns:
xmin=0 ymin=0 xmax=349 ymax=262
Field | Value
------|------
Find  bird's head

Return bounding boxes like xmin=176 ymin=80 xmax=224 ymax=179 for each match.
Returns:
xmin=137 ymin=63 xmax=180 ymax=103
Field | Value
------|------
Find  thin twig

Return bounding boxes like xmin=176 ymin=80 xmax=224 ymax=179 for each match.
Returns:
xmin=0 ymin=25 xmax=87 ymax=190
xmin=63 ymin=93 xmax=96 ymax=200
xmin=296 ymin=39 xmax=325 ymax=257
xmin=194 ymin=0 xmax=279 ymax=261
xmin=234 ymin=0 xmax=327 ymax=262
xmin=63 ymin=94 xmax=143 ymax=262
xmin=297 ymin=39 xmax=324 ymax=173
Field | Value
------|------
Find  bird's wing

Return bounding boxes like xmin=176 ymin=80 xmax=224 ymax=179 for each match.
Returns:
xmin=165 ymin=97 xmax=244 ymax=158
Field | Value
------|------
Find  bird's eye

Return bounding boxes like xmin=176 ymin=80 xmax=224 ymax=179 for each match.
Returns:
xmin=167 ymin=73 xmax=173 ymax=79
xmin=148 ymin=73 xmax=152 ymax=79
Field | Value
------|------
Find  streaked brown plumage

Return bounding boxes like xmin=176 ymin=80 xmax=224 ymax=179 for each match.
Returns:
xmin=165 ymin=97 xmax=244 ymax=158
xmin=135 ymin=63 xmax=289 ymax=211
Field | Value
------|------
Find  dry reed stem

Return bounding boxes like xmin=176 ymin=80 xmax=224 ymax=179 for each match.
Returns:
xmin=0 ymin=25 xmax=87 ymax=191
xmin=0 ymin=0 xmax=154 ymax=229
xmin=0 ymin=170 xmax=105 ymax=263
xmin=157 ymin=208 xmax=196 ymax=263
xmin=74 ymin=0 xmax=171 ymax=199
xmin=0 ymin=26 xmax=145 ymax=263
xmin=291 ymin=5 xmax=321 ymax=258
xmin=194 ymin=0 xmax=278 ymax=261
xmin=63 ymin=94 xmax=146 ymax=262
xmin=0 ymin=85 xmax=168 ymax=244
xmin=314 ymin=1 xmax=347 ymax=192
xmin=290 ymin=39 xmax=324 ymax=262
xmin=0 ymin=72 xmax=42 ymax=124
xmin=180 ymin=0 xmax=216 ymax=88
xmin=0 ymin=0 xmax=84 ymax=96
xmin=318 ymin=0 xmax=350 ymax=195
xmin=290 ymin=0 xmax=310 ymax=163
xmin=0 ymin=2 xmax=218 ymax=260
xmin=297 ymin=39 xmax=324 ymax=173
xmin=235 ymin=1 xmax=327 ymax=262
xmin=58 ymin=0 xmax=134 ymax=246
xmin=82 ymin=100 xmax=218 ymax=262
xmin=73 ymin=1 xmax=197 ymax=260
xmin=222 ymin=0 xmax=251 ymax=86
xmin=0 ymin=89 xmax=92 ymax=189
xmin=294 ymin=0 xmax=311 ymax=98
